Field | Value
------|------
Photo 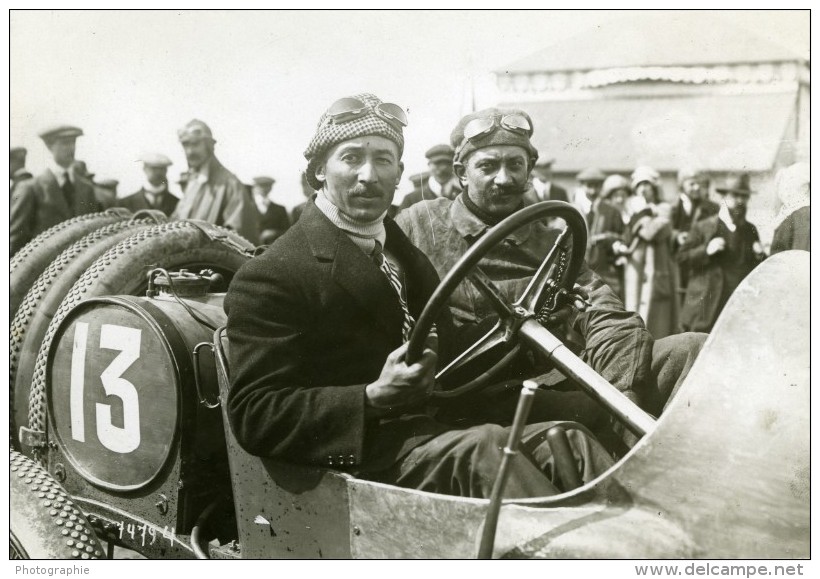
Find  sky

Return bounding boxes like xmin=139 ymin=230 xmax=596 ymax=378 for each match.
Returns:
xmin=9 ymin=9 xmax=810 ymax=209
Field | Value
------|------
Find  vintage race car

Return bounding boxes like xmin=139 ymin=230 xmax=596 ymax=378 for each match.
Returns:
xmin=9 ymin=204 xmax=809 ymax=559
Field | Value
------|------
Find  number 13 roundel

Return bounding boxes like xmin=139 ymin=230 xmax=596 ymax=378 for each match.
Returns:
xmin=47 ymin=302 xmax=179 ymax=491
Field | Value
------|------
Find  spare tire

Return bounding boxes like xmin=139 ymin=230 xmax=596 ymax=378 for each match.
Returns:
xmin=25 ymin=220 xmax=254 ymax=461
xmin=10 ymin=450 xmax=105 ymax=560
xmin=10 ymin=217 xmax=163 ymax=451
xmin=10 ymin=209 xmax=135 ymax=319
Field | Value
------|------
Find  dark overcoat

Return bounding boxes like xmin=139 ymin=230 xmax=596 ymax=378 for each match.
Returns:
xmin=10 ymin=169 xmax=98 ymax=255
xmin=677 ymin=215 xmax=762 ymax=332
xmin=770 ymin=206 xmax=810 ymax=254
xmin=670 ymin=198 xmax=720 ymax=250
xmin=116 ymin=188 xmax=179 ymax=217
xmin=586 ymin=201 xmax=626 ymax=297
xmin=523 ymin=182 xmax=570 ymax=205
xmin=257 ymin=201 xmax=291 ymax=242
xmin=397 ymin=188 xmax=438 ymax=211
xmin=224 ymin=200 xmax=452 ymax=474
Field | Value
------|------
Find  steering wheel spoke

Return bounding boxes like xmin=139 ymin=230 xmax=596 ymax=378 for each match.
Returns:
xmin=434 ymin=321 xmax=522 ymax=399
xmin=468 ymin=266 xmax=515 ymax=318
xmin=435 ymin=320 xmax=510 ymax=383
xmin=514 ymin=225 xmax=572 ymax=313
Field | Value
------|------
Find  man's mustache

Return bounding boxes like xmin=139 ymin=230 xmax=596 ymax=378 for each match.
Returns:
xmin=349 ymin=183 xmax=386 ymax=197
xmin=489 ymin=184 xmax=525 ymax=196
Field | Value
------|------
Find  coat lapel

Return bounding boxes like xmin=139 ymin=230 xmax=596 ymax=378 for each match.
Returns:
xmin=41 ymin=171 xmax=72 ymax=216
xmin=73 ymin=178 xmax=98 ymax=214
xmin=206 ymin=184 xmax=225 ymax=224
xmin=135 ymin=191 xmax=152 ymax=211
xmin=301 ymin=201 xmax=404 ymax=338
xmin=590 ymin=201 xmax=602 ymax=235
xmin=138 ymin=189 xmax=178 ymax=215
xmin=162 ymin=192 xmax=179 ymax=216
xmin=690 ymin=204 xmax=703 ymax=230
xmin=206 ymin=160 xmax=229 ymax=225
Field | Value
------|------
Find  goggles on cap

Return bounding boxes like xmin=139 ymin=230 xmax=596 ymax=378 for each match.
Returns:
xmin=326 ymin=97 xmax=408 ymax=129
xmin=462 ymin=114 xmax=532 ymax=143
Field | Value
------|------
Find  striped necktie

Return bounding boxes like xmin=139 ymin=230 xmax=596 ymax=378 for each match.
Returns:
xmin=373 ymin=241 xmax=415 ymax=341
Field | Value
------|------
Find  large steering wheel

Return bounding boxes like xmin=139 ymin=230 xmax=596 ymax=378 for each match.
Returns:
xmin=407 ymin=201 xmax=655 ymax=438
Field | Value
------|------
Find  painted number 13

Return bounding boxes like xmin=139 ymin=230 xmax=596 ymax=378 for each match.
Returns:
xmin=70 ymin=322 xmax=142 ymax=453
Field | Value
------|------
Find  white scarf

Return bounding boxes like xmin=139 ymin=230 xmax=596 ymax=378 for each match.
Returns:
xmin=48 ymin=159 xmax=73 ymax=186
xmin=718 ymin=202 xmax=737 ymax=232
xmin=679 ymin=193 xmax=693 ymax=216
xmin=254 ymin=194 xmax=270 ymax=215
xmin=142 ymin=182 xmax=168 ymax=207
xmin=315 ymin=190 xmax=387 ymax=254
xmin=143 ymin=181 xmax=167 ymax=194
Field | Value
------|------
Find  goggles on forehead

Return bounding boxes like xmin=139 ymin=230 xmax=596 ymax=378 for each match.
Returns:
xmin=462 ymin=114 xmax=533 ymax=142
xmin=326 ymin=97 xmax=408 ymax=129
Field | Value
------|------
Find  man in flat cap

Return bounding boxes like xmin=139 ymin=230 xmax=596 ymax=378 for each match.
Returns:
xmin=225 ymin=93 xmax=612 ymax=498
xmin=397 ymin=108 xmax=706 ymax=428
xmin=670 ymin=168 xmax=719 ymax=304
xmin=117 ymin=154 xmax=179 ymax=217
xmin=397 ymin=144 xmax=462 ymax=212
xmin=574 ymin=167 xmax=603 ymax=216
xmin=672 ymin=168 xmax=718 ymax=247
xmin=10 ymin=147 xmax=32 ymax=194
xmin=10 ymin=125 xmax=97 ymax=255
xmin=524 ymin=155 xmax=569 ymax=205
xmin=250 ymin=176 xmax=291 ymax=244
xmin=678 ymin=173 xmax=766 ymax=332
xmin=173 ymin=119 xmax=259 ymax=243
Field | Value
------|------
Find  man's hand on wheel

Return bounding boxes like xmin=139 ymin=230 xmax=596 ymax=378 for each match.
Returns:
xmin=365 ymin=327 xmax=438 ymax=416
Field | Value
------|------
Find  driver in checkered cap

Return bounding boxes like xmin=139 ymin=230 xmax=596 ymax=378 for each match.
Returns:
xmin=225 ymin=93 xmax=613 ymax=498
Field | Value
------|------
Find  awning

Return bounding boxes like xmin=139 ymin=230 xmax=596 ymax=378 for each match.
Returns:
xmin=501 ymin=91 xmax=797 ymax=173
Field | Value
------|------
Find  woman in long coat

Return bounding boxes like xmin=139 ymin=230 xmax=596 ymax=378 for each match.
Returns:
xmin=621 ymin=167 xmax=679 ymax=339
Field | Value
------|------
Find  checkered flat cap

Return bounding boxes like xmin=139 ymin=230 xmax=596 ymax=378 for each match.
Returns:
xmin=303 ymin=93 xmax=405 ymax=190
